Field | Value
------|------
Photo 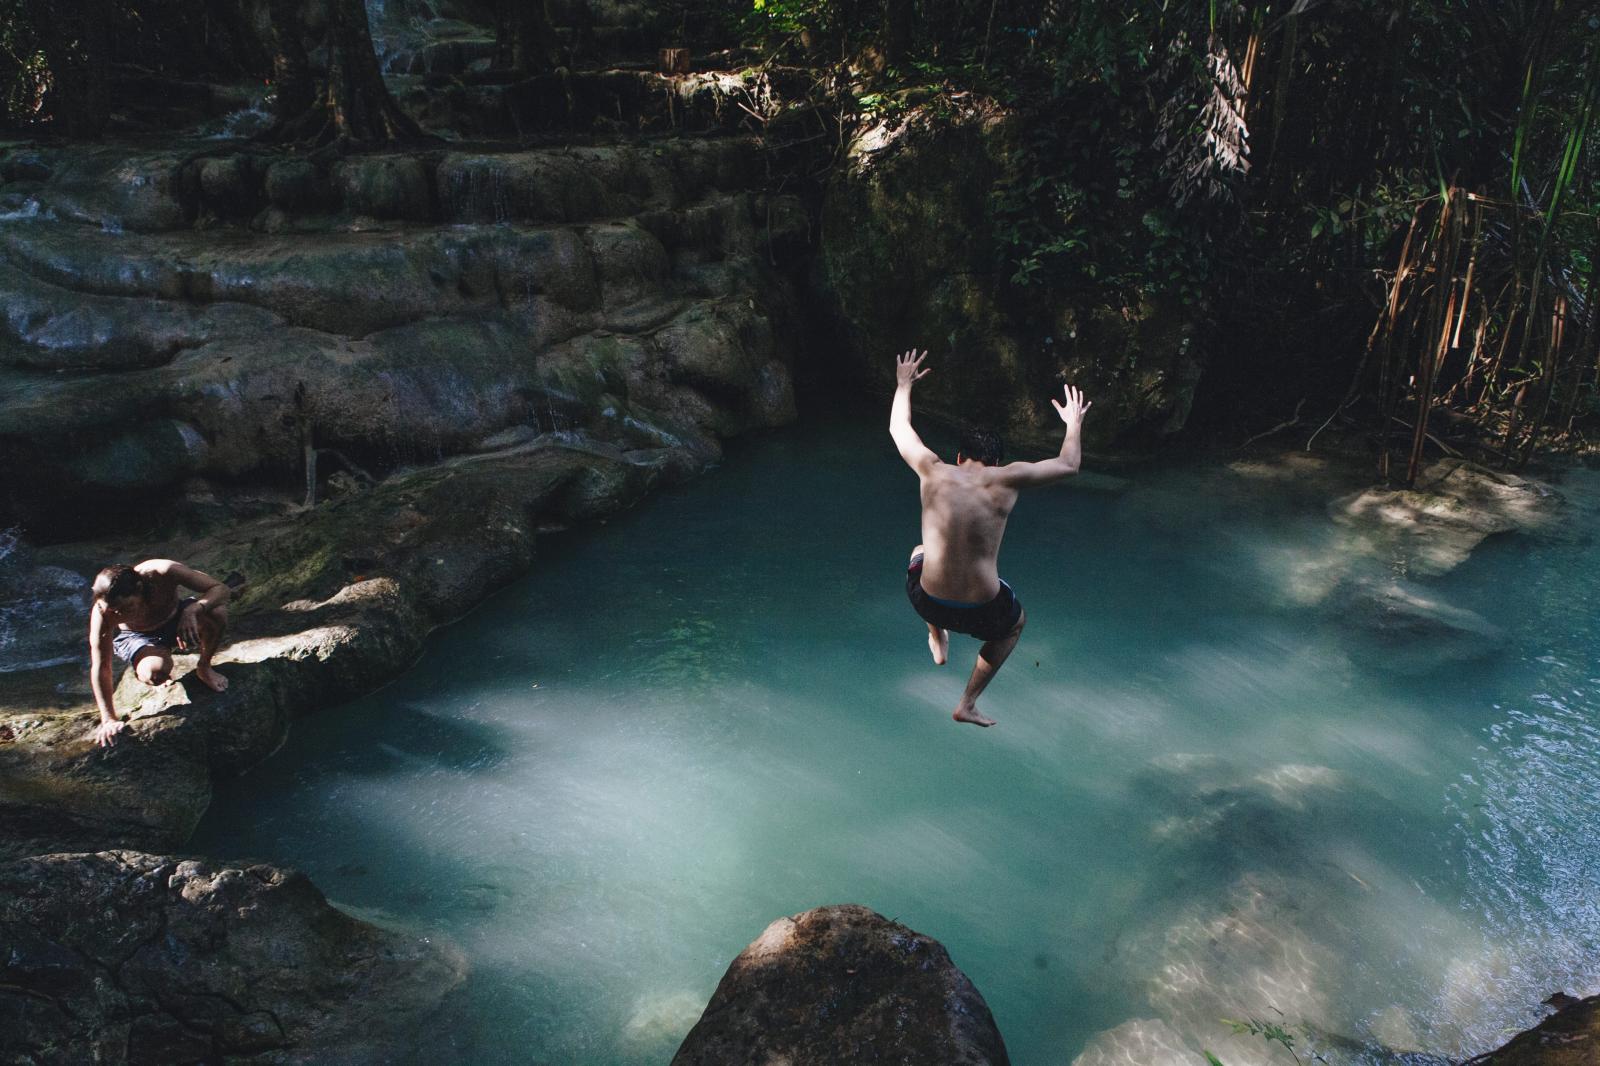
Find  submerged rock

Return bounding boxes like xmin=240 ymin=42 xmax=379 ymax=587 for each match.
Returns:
xmin=0 ymin=850 xmax=465 ymax=1064
xmin=672 ymin=904 xmax=1010 ymax=1066
xmin=1330 ymin=574 xmax=1505 ymax=672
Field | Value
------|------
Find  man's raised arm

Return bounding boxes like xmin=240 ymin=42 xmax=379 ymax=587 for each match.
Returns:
xmin=999 ymin=383 xmax=1092 ymax=488
xmin=890 ymin=349 xmax=940 ymax=474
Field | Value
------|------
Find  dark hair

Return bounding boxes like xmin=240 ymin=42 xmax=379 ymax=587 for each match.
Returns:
xmin=93 ymin=564 xmax=147 ymax=604
xmin=959 ymin=425 xmax=1003 ymax=466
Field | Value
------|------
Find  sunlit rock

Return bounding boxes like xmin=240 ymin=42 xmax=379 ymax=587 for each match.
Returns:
xmin=1330 ymin=459 xmax=1562 ymax=578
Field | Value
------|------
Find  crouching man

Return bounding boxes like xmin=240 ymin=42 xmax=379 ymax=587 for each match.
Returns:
xmin=89 ymin=560 xmax=231 ymax=747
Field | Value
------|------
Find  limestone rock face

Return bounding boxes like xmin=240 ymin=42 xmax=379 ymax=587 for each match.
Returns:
xmin=672 ymin=904 xmax=1010 ymax=1066
xmin=818 ymin=101 xmax=1200 ymax=449
xmin=0 ymin=136 xmax=806 ymax=536
xmin=0 ymin=850 xmax=465 ymax=1065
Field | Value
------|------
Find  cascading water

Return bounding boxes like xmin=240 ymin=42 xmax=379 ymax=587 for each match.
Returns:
xmin=0 ymin=530 xmax=86 ymax=674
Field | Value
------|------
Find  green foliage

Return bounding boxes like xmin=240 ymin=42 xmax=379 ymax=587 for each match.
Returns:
xmin=0 ymin=0 xmax=51 ymax=128
xmin=1200 ymin=1014 xmax=1332 ymax=1065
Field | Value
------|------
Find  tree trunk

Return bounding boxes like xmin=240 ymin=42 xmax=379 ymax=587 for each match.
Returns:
xmin=884 ymin=0 xmax=913 ymax=68
xmin=492 ymin=0 xmax=556 ymax=74
xmin=48 ymin=0 xmax=111 ymax=137
xmin=268 ymin=0 xmax=314 ymax=124
xmin=268 ymin=0 xmax=421 ymax=148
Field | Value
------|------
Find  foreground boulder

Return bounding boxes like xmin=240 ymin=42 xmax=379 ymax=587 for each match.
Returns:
xmin=0 ymin=850 xmax=465 ymax=1064
xmin=672 ymin=904 xmax=1009 ymax=1066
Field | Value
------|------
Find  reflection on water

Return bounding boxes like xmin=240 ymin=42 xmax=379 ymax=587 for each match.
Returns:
xmin=194 ymin=421 xmax=1600 ymax=1066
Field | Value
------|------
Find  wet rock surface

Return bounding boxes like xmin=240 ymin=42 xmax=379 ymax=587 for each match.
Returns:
xmin=0 ymin=849 xmax=465 ymax=1065
xmin=672 ymin=904 xmax=1011 ymax=1066
xmin=1473 ymin=994 xmax=1600 ymax=1064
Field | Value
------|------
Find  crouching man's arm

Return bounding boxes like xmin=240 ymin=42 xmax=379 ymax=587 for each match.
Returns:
xmin=88 ymin=606 xmax=123 ymax=747
xmin=160 ymin=561 xmax=230 ymax=650
xmin=999 ymin=383 xmax=1092 ymax=489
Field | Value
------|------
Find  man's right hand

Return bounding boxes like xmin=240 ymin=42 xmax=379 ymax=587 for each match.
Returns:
xmin=94 ymin=718 xmax=127 ymax=747
xmin=895 ymin=349 xmax=931 ymax=388
xmin=1051 ymin=384 xmax=1092 ymax=427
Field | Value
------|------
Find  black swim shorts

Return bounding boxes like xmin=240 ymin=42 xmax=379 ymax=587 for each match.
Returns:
xmin=112 ymin=597 xmax=197 ymax=663
xmin=906 ymin=555 xmax=1022 ymax=642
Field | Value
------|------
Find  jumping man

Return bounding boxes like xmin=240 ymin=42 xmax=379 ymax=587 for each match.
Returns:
xmin=891 ymin=349 xmax=1091 ymax=727
xmin=88 ymin=560 xmax=232 ymax=747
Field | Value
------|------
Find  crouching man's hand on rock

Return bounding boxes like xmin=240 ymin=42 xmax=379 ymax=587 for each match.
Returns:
xmin=94 ymin=717 xmax=127 ymax=747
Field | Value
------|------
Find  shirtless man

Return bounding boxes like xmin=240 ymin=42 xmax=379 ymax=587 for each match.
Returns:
xmin=891 ymin=349 xmax=1090 ymax=727
xmin=88 ymin=560 xmax=232 ymax=747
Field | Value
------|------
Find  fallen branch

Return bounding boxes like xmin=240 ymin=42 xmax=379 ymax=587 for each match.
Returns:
xmin=1387 ymin=415 xmax=1462 ymax=457
xmin=1240 ymin=397 xmax=1306 ymax=449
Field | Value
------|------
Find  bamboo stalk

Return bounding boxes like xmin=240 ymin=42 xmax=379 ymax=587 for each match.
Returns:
xmin=1406 ymin=189 xmax=1463 ymax=485
xmin=1516 ymin=294 xmax=1569 ymax=466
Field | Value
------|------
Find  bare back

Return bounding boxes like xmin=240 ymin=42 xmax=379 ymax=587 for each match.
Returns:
xmin=917 ymin=462 xmax=1019 ymax=602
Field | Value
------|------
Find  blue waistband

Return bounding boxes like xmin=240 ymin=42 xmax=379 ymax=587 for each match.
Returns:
xmin=926 ymin=581 xmax=1009 ymax=610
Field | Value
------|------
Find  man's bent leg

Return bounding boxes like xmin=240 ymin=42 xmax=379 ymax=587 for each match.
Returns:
xmin=953 ymin=609 xmax=1025 ymax=727
xmin=909 ymin=544 xmax=948 ymax=665
xmin=133 ymin=648 xmax=173 ymax=686
xmin=193 ymin=606 xmax=230 ymax=693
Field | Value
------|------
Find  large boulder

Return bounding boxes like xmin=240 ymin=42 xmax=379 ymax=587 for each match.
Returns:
xmin=818 ymin=101 xmax=1200 ymax=449
xmin=672 ymin=904 xmax=1010 ymax=1066
xmin=0 ymin=850 xmax=465 ymax=1064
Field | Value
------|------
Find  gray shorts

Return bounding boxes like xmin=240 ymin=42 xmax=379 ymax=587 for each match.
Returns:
xmin=112 ymin=598 xmax=196 ymax=662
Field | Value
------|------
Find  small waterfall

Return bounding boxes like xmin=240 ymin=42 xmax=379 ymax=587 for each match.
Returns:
xmin=0 ymin=529 xmax=87 ymax=673
xmin=444 ymin=158 xmax=513 ymax=223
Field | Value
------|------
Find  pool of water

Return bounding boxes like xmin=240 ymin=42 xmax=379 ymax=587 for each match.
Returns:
xmin=194 ymin=414 xmax=1600 ymax=1065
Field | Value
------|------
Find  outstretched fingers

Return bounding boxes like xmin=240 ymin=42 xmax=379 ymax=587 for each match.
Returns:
xmin=1051 ymin=384 xmax=1092 ymax=422
xmin=896 ymin=348 xmax=932 ymax=381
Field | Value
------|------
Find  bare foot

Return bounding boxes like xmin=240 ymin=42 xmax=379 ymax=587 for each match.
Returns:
xmin=928 ymin=627 xmax=949 ymax=665
xmin=194 ymin=664 xmax=229 ymax=693
xmin=952 ymin=705 xmax=996 ymax=727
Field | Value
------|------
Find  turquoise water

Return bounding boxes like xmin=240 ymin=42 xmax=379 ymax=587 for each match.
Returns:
xmin=194 ymin=415 xmax=1600 ymax=1065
